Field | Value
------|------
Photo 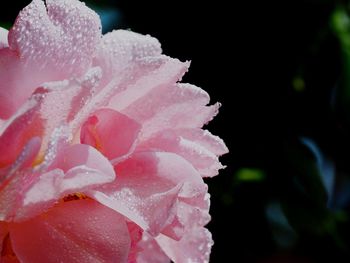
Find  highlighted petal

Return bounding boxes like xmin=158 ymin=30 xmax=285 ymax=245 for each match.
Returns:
xmin=176 ymin=128 xmax=229 ymax=156
xmin=110 ymin=59 xmax=189 ymax=113
xmin=0 ymin=0 xmax=101 ymax=118
xmin=9 ymin=0 xmax=101 ymax=74
xmin=121 ymin=83 xmax=220 ymax=139
xmin=94 ymin=30 xmax=162 ymax=86
xmin=139 ymin=129 xmax=226 ymax=177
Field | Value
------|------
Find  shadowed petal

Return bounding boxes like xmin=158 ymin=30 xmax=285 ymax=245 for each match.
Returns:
xmin=10 ymin=199 xmax=130 ymax=263
xmin=81 ymin=109 xmax=141 ymax=162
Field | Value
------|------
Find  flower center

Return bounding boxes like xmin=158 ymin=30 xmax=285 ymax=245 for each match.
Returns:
xmin=62 ymin=192 xmax=88 ymax=202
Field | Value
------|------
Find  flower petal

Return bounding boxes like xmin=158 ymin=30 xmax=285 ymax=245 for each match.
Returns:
xmin=94 ymin=30 xmax=162 ymax=87
xmin=126 ymin=222 xmax=143 ymax=263
xmin=70 ymin=56 xmax=173 ymax=132
xmin=175 ymin=128 xmax=229 ymax=156
xmin=139 ymin=129 xmax=226 ymax=177
xmin=110 ymin=59 xmax=189 ymax=114
xmin=136 ymin=233 xmax=170 ymax=263
xmin=91 ymin=152 xmax=207 ymax=237
xmin=2 ymin=137 xmax=42 ymax=179
xmin=0 ymin=143 xmax=115 ymax=221
xmin=0 ymin=0 xmax=101 ymax=118
xmin=0 ymin=27 xmax=8 ymax=49
xmin=10 ymin=199 xmax=130 ymax=263
xmin=81 ymin=109 xmax=141 ymax=162
xmin=0 ymin=67 xmax=101 ymax=169
xmin=156 ymin=227 xmax=213 ymax=263
xmin=58 ymin=144 xmax=115 ymax=177
xmin=9 ymin=0 xmax=101 ymax=75
xmin=121 ymin=83 xmax=220 ymax=139
xmin=16 ymin=144 xmax=115 ymax=220
xmin=72 ymin=31 xmax=166 ymax=126
xmin=123 ymin=83 xmax=208 ymax=122
xmin=0 ymin=98 xmax=43 ymax=168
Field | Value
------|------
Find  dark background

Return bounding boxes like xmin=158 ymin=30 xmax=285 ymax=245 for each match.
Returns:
xmin=3 ymin=1 xmax=350 ymax=262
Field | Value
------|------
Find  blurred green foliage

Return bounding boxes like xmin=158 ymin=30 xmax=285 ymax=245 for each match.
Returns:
xmin=235 ymin=168 xmax=265 ymax=182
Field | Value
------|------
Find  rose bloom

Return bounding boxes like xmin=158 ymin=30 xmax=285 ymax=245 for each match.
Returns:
xmin=0 ymin=0 xmax=228 ymax=262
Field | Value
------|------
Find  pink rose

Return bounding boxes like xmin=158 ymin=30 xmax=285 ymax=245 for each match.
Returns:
xmin=0 ymin=0 xmax=228 ymax=262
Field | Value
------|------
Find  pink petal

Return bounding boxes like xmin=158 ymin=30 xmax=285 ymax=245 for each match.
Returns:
xmin=0 ymin=67 xmax=101 ymax=169
xmin=75 ymin=31 xmax=166 ymax=124
xmin=94 ymin=30 xmax=162 ymax=87
xmin=58 ymin=144 xmax=115 ymax=177
xmin=9 ymin=0 xmax=101 ymax=75
xmin=139 ymin=129 xmax=226 ymax=177
xmin=0 ymin=28 xmax=8 ymax=49
xmin=0 ymin=171 xmax=24 ymax=221
xmin=3 ymin=137 xmax=42 ymax=177
xmin=159 ymin=215 xmax=185 ymax=241
xmin=16 ymin=144 xmax=115 ymax=220
xmin=0 ymin=0 xmax=101 ymax=118
xmin=156 ymin=227 xmax=213 ymax=263
xmin=0 ymin=99 xmax=43 ymax=168
xmin=0 ymin=48 xmax=40 ymax=119
xmin=71 ymin=56 xmax=173 ymax=131
xmin=121 ymin=83 xmax=220 ymax=139
xmin=123 ymin=83 xmax=208 ymax=122
xmin=38 ymin=67 xmax=102 ymax=127
xmin=0 ymin=142 xmax=115 ymax=221
xmin=81 ymin=109 xmax=141 ymax=162
xmin=136 ymin=233 xmax=170 ymax=263
xmin=74 ymin=32 xmax=187 ymax=131
xmin=109 ymin=59 xmax=189 ymax=114
xmin=9 ymin=199 xmax=131 ymax=263
xmin=126 ymin=222 xmax=143 ymax=263
xmin=91 ymin=152 xmax=207 ymax=237
xmin=140 ymin=103 xmax=219 ymax=139
xmin=37 ymin=68 xmax=102 ymax=158
xmin=0 ymin=48 xmax=28 ymax=118
xmin=175 ymin=128 xmax=229 ymax=156
xmin=161 ymin=200 xmax=211 ymax=242
xmin=92 ymin=180 xmax=181 ymax=237
xmin=177 ymin=201 xmax=211 ymax=228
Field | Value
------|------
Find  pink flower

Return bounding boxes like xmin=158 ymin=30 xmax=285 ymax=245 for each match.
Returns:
xmin=0 ymin=0 xmax=228 ymax=262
